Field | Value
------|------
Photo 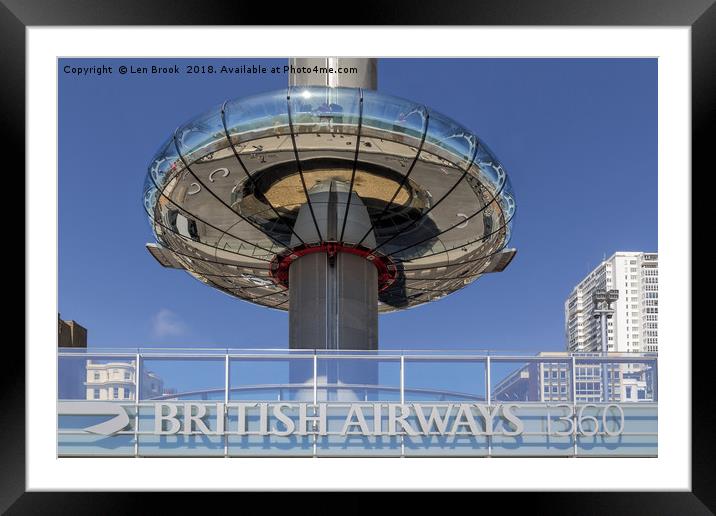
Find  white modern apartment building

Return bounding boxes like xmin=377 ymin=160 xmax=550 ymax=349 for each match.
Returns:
xmin=85 ymin=360 xmax=164 ymax=400
xmin=492 ymin=351 xmax=656 ymax=403
xmin=565 ymin=252 xmax=658 ymax=353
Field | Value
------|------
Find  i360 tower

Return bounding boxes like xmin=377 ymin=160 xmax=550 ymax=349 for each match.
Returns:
xmin=144 ymin=58 xmax=517 ymax=353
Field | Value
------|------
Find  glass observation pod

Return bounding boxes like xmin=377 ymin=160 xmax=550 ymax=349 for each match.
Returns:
xmin=143 ymin=86 xmax=517 ymax=312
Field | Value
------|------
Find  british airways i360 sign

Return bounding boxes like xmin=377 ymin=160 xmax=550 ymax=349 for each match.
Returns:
xmin=58 ymin=401 xmax=657 ymax=457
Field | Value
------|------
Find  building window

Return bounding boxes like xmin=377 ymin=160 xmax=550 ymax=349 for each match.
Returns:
xmin=112 ymin=387 xmax=119 ymax=399
xmin=93 ymin=389 xmax=100 ymax=399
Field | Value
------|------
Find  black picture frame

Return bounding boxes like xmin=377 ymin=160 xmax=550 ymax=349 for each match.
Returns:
xmin=6 ymin=0 xmax=709 ymax=512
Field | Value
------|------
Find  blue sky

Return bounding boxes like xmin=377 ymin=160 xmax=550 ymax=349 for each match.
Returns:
xmin=58 ymin=58 xmax=657 ymax=353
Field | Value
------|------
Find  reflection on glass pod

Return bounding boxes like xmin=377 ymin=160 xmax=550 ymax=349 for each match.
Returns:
xmin=424 ymin=108 xmax=478 ymax=171
xmin=223 ymin=90 xmax=292 ymax=144
xmin=148 ymin=136 xmax=182 ymax=191
xmin=361 ymin=89 xmax=427 ymax=141
xmin=175 ymin=105 xmax=229 ymax=165
xmin=288 ymin=86 xmax=362 ymax=135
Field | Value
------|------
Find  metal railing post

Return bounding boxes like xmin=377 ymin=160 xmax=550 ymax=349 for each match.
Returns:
xmin=135 ymin=352 xmax=140 ymax=458
xmin=400 ymin=354 xmax=405 ymax=404
xmin=486 ymin=355 xmax=491 ymax=404
xmin=313 ymin=351 xmax=318 ymax=457
xmin=486 ymin=355 xmax=491 ymax=457
xmin=224 ymin=351 xmax=229 ymax=457
xmin=313 ymin=352 xmax=318 ymax=404
xmin=400 ymin=353 xmax=405 ymax=457
xmin=572 ymin=354 xmax=577 ymax=457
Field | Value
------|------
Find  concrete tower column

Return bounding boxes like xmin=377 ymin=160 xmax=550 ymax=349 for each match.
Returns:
xmin=286 ymin=181 xmax=380 ymax=401
xmin=288 ymin=57 xmax=377 ymax=90
xmin=286 ymin=58 xmax=380 ymax=353
xmin=286 ymin=60 xmax=380 ymax=401
xmin=288 ymin=181 xmax=378 ymax=351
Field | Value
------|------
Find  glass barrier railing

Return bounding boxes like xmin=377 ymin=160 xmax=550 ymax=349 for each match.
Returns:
xmin=59 ymin=348 xmax=657 ymax=404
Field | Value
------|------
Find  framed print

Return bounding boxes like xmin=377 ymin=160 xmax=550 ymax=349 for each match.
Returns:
xmin=6 ymin=0 xmax=711 ymax=512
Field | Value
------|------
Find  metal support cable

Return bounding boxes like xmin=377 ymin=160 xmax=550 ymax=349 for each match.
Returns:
xmin=339 ymin=89 xmax=364 ymax=242
xmin=396 ymin=251 xmax=510 ymax=283
xmin=384 ymin=179 xmax=513 ymax=259
xmin=143 ymin=227 xmax=271 ymax=269
xmin=172 ymin=130 xmax=284 ymax=253
xmin=368 ymin=142 xmax=480 ymax=256
xmin=286 ymin=89 xmax=323 ymax=243
xmin=355 ymin=108 xmax=430 ymax=247
xmin=392 ymin=243 xmax=510 ymax=272
xmin=219 ymin=100 xmax=307 ymax=247
xmin=147 ymin=172 xmax=272 ymax=263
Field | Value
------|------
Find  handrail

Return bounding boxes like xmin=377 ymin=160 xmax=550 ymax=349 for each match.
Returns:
xmin=58 ymin=347 xmax=658 ymax=358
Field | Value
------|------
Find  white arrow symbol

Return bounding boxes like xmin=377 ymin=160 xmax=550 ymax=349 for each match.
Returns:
xmin=58 ymin=402 xmax=130 ymax=435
